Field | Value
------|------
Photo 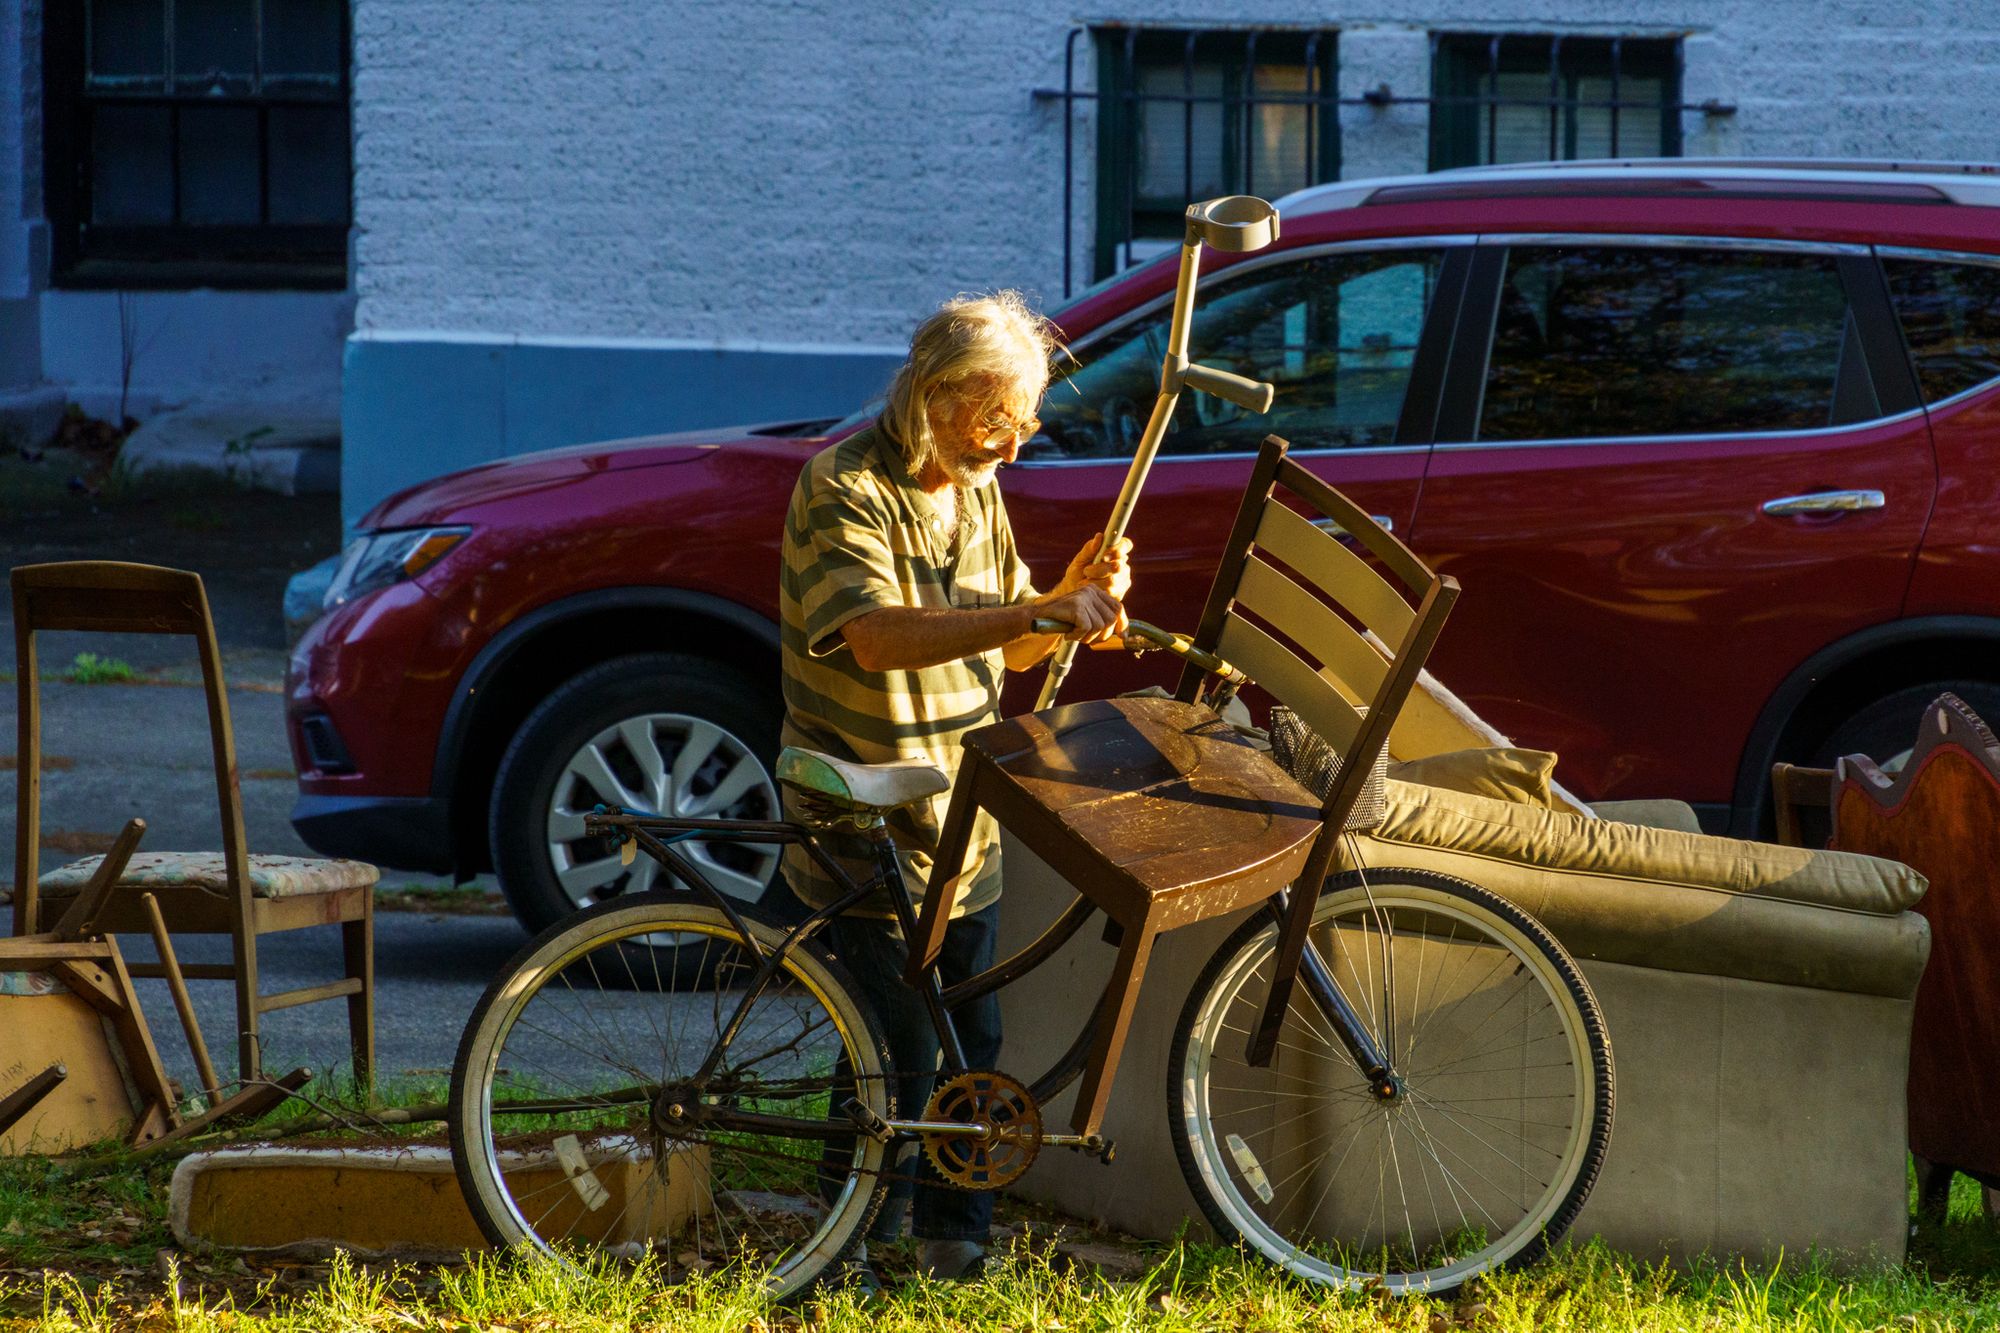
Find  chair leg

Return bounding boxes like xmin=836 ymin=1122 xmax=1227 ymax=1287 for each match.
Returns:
xmin=1069 ymin=917 xmax=1157 ymax=1138
xmin=906 ymin=765 xmax=981 ymax=985
xmin=343 ymin=900 xmax=375 ymax=1095
xmin=233 ymin=922 xmax=261 ymax=1086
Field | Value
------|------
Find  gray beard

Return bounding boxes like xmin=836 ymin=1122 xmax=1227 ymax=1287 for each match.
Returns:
xmin=942 ymin=457 xmax=1000 ymax=490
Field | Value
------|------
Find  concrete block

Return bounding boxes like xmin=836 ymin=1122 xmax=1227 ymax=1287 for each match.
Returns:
xmin=119 ymin=405 xmax=340 ymax=497
xmin=170 ymin=1139 xmax=710 ymax=1261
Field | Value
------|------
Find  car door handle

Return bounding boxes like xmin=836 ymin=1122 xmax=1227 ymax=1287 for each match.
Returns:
xmin=1760 ymin=489 xmax=1886 ymax=516
xmin=1310 ymin=514 xmax=1395 ymax=537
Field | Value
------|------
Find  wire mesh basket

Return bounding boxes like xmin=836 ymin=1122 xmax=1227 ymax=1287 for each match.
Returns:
xmin=1267 ymin=706 xmax=1389 ymax=832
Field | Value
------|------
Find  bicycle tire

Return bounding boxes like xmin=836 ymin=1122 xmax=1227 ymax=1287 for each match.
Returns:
xmin=1169 ymin=868 xmax=1613 ymax=1295
xmin=448 ymin=893 xmax=893 ymax=1300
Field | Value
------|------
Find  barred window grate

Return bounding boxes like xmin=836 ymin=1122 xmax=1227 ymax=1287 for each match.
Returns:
xmin=46 ymin=0 xmax=352 ymax=288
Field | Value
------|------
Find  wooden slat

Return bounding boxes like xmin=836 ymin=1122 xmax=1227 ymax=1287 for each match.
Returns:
xmin=1234 ymin=557 xmax=1387 ymax=701
xmin=1274 ymin=458 xmax=1434 ymax=595
xmin=257 ymin=977 xmax=364 ymax=1013
xmin=1252 ymin=504 xmax=1416 ymax=643
xmin=1217 ymin=617 xmax=1363 ymax=754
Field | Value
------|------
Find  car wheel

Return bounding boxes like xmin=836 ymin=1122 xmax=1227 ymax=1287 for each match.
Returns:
xmin=1809 ymin=680 xmax=2000 ymax=774
xmin=488 ymin=653 xmax=787 ymax=947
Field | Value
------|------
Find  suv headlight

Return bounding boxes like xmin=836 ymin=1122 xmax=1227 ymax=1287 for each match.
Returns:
xmin=324 ymin=526 xmax=472 ymax=610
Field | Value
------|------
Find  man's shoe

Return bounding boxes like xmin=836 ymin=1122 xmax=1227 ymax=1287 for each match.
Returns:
xmin=835 ymin=1242 xmax=885 ymax=1299
xmin=920 ymin=1239 xmax=987 ymax=1281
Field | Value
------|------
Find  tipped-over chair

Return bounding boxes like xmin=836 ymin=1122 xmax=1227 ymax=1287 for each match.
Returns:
xmin=910 ymin=435 xmax=1458 ymax=1134
xmin=12 ymin=561 xmax=378 ymax=1088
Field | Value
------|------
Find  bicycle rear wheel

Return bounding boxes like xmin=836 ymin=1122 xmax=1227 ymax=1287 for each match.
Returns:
xmin=448 ymin=895 xmax=892 ymax=1300
xmin=1170 ymin=869 xmax=1612 ymax=1295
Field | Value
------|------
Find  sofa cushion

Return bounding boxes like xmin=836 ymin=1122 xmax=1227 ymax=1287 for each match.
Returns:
xmin=1374 ymin=780 xmax=1924 ymax=915
xmin=1389 ymin=746 xmax=1570 ymax=811
xmin=1353 ymin=781 xmax=1931 ymax=998
xmin=39 ymin=852 xmax=379 ymax=899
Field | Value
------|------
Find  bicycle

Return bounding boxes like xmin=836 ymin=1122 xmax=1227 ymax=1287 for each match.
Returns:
xmin=447 ymin=617 xmax=1613 ymax=1300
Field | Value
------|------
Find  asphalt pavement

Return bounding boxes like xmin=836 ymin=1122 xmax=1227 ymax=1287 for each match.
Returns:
xmin=0 ymin=468 xmax=528 ymax=1092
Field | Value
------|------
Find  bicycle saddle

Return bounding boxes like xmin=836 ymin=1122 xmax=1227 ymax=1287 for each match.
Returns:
xmin=776 ymin=746 xmax=950 ymax=811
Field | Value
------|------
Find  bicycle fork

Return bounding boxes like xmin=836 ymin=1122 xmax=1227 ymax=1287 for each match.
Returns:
xmin=1270 ymin=895 xmax=1402 ymax=1102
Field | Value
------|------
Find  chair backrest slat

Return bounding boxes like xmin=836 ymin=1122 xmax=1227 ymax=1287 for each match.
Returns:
xmin=1233 ymin=556 xmax=1384 ymax=705
xmin=18 ymin=585 xmax=206 ymax=636
xmin=1215 ymin=617 xmax=1364 ymax=754
xmin=1273 ymin=457 xmax=1434 ymax=594
xmin=1252 ymin=504 xmax=1415 ymax=643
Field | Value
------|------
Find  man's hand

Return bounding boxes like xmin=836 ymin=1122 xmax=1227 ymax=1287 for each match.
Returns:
xmin=1057 ymin=533 xmax=1132 ymax=603
xmin=1034 ymin=584 xmax=1124 ymax=645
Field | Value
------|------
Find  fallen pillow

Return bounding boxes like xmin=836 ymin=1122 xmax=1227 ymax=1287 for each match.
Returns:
xmin=1388 ymin=745 xmax=1572 ymax=812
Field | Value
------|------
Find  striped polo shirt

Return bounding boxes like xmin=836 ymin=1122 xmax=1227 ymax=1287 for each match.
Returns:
xmin=779 ymin=425 xmax=1035 ymax=918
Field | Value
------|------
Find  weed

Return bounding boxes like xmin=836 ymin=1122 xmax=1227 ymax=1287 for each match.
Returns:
xmin=63 ymin=653 xmax=137 ymax=685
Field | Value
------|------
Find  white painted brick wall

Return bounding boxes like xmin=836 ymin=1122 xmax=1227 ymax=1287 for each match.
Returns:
xmin=2 ymin=0 xmax=40 ymax=301
xmin=352 ymin=2 xmax=2000 ymax=346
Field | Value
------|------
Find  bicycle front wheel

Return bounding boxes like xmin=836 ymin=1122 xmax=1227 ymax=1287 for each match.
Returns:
xmin=448 ymin=895 xmax=892 ymax=1300
xmin=1170 ymin=869 xmax=1612 ymax=1295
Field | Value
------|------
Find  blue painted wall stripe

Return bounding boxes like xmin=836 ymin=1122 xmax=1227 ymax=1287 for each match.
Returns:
xmin=340 ymin=333 xmax=901 ymax=527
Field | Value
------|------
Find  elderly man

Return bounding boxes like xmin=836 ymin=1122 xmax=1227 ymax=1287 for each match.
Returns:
xmin=779 ymin=290 xmax=1130 ymax=1284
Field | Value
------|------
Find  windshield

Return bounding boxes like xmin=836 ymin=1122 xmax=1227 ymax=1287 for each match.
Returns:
xmin=822 ymin=255 xmax=1176 ymax=437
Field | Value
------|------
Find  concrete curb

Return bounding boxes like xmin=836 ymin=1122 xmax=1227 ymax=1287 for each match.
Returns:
xmin=168 ymin=1139 xmax=706 ymax=1261
xmin=120 ymin=406 xmax=340 ymax=497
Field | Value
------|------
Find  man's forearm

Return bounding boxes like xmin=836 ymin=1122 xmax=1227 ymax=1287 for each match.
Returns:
xmin=842 ymin=603 xmax=1040 ymax=673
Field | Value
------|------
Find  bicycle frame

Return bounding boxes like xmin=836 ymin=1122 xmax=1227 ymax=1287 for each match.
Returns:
xmin=586 ymin=807 xmax=1396 ymax=1152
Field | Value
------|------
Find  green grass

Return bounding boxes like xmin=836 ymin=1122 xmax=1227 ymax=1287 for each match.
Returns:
xmin=61 ymin=653 xmax=137 ymax=685
xmin=5 ymin=1080 xmax=1998 ymax=1331
xmin=7 ymin=1225 xmax=2000 ymax=1333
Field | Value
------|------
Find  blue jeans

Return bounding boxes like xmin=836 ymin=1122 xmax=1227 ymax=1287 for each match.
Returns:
xmin=815 ymin=897 xmax=1003 ymax=1245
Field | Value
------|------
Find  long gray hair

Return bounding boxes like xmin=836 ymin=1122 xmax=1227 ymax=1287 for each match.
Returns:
xmin=879 ymin=291 xmax=1060 ymax=474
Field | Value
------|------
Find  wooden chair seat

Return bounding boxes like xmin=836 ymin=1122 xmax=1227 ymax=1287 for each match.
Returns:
xmin=40 ymin=852 xmax=379 ymax=901
xmin=963 ymin=696 xmax=1322 ymax=919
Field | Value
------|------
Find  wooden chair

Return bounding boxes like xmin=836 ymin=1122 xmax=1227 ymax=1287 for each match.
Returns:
xmin=11 ymin=561 xmax=378 ymax=1088
xmin=1772 ymin=693 xmax=2000 ymax=1215
xmin=910 ymin=436 xmax=1458 ymax=1134
xmin=1 ymin=819 xmax=309 ymax=1153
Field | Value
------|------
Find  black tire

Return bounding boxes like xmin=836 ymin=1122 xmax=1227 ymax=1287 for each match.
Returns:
xmin=448 ymin=893 xmax=893 ymax=1300
xmin=1168 ymin=869 xmax=1613 ymax=1295
xmin=1809 ymin=680 xmax=2000 ymax=773
xmin=489 ymin=653 xmax=789 ymax=975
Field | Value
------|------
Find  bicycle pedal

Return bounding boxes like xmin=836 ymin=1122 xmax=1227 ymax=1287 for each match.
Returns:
xmin=841 ymin=1096 xmax=894 ymax=1144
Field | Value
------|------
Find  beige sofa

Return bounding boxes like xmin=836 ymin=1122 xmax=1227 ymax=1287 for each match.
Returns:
xmin=997 ymin=736 xmax=1931 ymax=1265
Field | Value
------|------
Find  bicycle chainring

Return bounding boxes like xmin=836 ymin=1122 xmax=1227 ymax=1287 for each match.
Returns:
xmin=921 ymin=1069 xmax=1042 ymax=1191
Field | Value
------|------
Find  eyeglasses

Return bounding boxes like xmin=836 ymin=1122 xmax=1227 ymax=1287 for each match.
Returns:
xmin=977 ymin=413 xmax=1041 ymax=449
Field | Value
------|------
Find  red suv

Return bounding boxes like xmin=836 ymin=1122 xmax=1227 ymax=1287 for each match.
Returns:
xmin=288 ymin=159 xmax=2000 ymax=937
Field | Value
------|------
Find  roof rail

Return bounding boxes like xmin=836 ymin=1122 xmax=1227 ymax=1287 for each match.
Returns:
xmin=1276 ymin=158 xmax=2000 ymax=219
xmin=1452 ymin=156 xmax=2000 ymax=177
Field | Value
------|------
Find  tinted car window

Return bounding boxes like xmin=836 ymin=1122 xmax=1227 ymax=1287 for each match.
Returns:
xmin=1038 ymin=248 xmax=1446 ymax=460
xmin=1478 ymin=247 xmax=1853 ymax=442
xmin=1882 ymin=256 xmax=2000 ymax=404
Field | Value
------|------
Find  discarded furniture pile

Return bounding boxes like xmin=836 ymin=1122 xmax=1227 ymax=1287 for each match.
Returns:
xmin=1001 ymin=441 xmax=1936 ymax=1269
xmin=1 ymin=562 xmax=377 ymax=1157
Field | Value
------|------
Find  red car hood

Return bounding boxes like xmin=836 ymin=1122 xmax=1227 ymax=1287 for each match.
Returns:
xmin=361 ymin=419 xmax=843 ymax=527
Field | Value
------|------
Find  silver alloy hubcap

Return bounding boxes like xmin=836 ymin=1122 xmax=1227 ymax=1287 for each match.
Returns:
xmin=545 ymin=713 xmax=778 ymax=910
